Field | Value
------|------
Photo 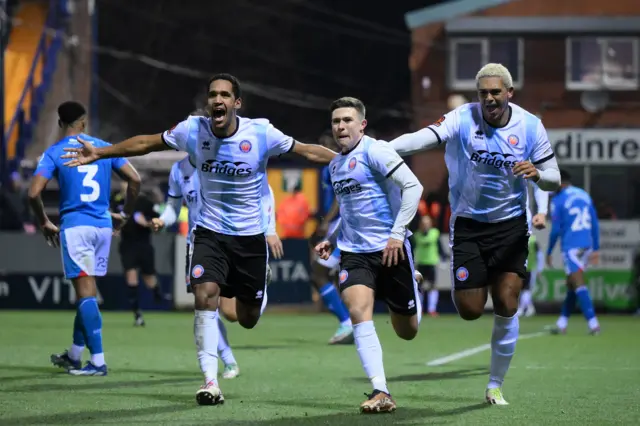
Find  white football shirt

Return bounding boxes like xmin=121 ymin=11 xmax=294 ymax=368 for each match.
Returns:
xmin=167 ymin=156 xmax=201 ymax=233
xmin=428 ymin=102 xmax=554 ymax=223
xmin=328 ymin=136 xmax=407 ymax=253
xmin=162 ymin=115 xmax=293 ymax=235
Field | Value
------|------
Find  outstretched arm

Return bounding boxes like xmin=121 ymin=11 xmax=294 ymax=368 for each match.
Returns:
xmin=389 ymin=127 xmax=442 ymax=157
xmin=289 ymin=141 xmax=338 ymax=164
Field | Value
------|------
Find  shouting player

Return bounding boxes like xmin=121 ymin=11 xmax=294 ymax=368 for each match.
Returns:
xmin=28 ymin=101 xmax=141 ymax=376
xmin=546 ymin=169 xmax=601 ymax=335
xmin=389 ymin=63 xmax=561 ymax=405
xmin=60 ymin=73 xmax=336 ymax=404
xmin=315 ymin=97 xmax=423 ymax=413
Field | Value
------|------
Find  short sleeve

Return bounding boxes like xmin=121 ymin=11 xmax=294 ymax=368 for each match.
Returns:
xmin=530 ymin=121 xmax=555 ymax=165
xmin=266 ymin=123 xmax=294 ymax=157
xmin=426 ymin=108 xmax=461 ymax=144
xmin=111 ymin=157 xmax=128 ymax=170
xmin=34 ymin=151 xmax=56 ymax=180
xmin=368 ymin=142 xmax=405 ymax=178
xmin=162 ymin=119 xmax=190 ymax=151
xmin=167 ymin=165 xmax=182 ymax=198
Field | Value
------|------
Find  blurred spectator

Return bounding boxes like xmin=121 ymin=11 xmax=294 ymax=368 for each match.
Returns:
xmin=276 ymin=183 xmax=311 ymax=239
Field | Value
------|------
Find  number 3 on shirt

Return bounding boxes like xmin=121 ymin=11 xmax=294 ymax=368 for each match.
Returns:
xmin=78 ymin=164 xmax=100 ymax=202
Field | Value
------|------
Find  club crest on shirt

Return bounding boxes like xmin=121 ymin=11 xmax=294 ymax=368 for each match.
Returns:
xmin=191 ymin=264 xmax=204 ymax=279
xmin=348 ymin=157 xmax=357 ymax=171
xmin=239 ymin=140 xmax=252 ymax=153
xmin=508 ymin=135 xmax=519 ymax=146
xmin=455 ymin=267 xmax=469 ymax=282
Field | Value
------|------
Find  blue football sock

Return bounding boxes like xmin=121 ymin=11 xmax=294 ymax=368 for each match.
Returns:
xmin=73 ymin=312 xmax=86 ymax=347
xmin=77 ymin=296 xmax=104 ymax=365
xmin=575 ymin=286 xmax=596 ymax=321
xmin=560 ymin=289 xmax=576 ymax=318
xmin=319 ymin=283 xmax=350 ymax=323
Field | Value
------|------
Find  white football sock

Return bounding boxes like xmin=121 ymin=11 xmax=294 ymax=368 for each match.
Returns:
xmin=427 ymin=289 xmax=439 ymax=313
xmin=488 ymin=314 xmax=519 ymax=389
xmin=354 ymin=321 xmax=388 ymax=394
xmin=194 ymin=309 xmax=219 ymax=384
xmin=68 ymin=344 xmax=84 ymax=361
xmin=217 ymin=316 xmax=237 ymax=366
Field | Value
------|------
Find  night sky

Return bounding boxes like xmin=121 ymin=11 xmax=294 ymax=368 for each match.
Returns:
xmin=96 ymin=0 xmax=442 ymax=142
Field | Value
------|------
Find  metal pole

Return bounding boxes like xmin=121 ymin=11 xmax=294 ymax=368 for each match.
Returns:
xmin=0 ymin=0 xmax=7 ymax=188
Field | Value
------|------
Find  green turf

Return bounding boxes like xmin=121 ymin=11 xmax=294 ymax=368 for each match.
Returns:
xmin=0 ymin=311 xmax=639 ymax=425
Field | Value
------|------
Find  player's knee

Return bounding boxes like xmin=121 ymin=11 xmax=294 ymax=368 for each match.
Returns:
xmin=394 ymin=322 xmax=418 ymax=340
xmin=492 ymin=296 xmax=518 ymax=318
xmin=193 ymin=282 xmax=220 ymax=310
xmin=457 ymin=308 xmax=483 ymax=321
xmin=347 ymin=305 xmax=370 ymax=324
xmin=236 ymin=309 xmax=260 ymax=329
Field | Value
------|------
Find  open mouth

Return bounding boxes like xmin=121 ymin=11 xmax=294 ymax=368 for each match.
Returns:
xmin=485 ymin=105 xmax=498 ymax=114
xmin=212 ymin=108 xmax=226 ymax=122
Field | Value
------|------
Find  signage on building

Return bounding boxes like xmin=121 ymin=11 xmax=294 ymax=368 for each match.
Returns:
xmin=547 ymin=130 xmax=640 ymax=165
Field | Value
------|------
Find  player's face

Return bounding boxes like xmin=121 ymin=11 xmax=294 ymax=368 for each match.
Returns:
xmin=207 ymin=79 xmax=241 ymax=130
xmin=477 ymin=77 xmax=513 ymax=124
xmin=331 ymin=107 xmax=366 ymax=151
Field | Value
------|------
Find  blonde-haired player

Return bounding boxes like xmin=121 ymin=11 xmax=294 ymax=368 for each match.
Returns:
xmin=389 ymin=63 xmax=560 ymax=405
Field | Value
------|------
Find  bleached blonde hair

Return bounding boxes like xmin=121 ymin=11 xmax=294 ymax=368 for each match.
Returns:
xmin=475 ymin=63 xmax=514 ymax=89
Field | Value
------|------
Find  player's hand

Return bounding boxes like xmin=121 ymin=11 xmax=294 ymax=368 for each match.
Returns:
xmin=589 ymin=251 xmax=600 ymax=265
xmin=41 ymin=221 xmax=60 ymax=248
xmin=513 ymin=161 xmax=540 ymax=181
xmin=61 ymin=136 xmax=99 ymax=167
xmin=532 ymin=213 xmax=547 ymax=230
xmin=110 ymin=212 xmax=128 ymax=234
xmin=151 ymin=218 xmax=165 ymax=232
xmin=382 ymin=237 xmax=405 ymax=267
xmin=314 ymin=240 xmax=333 ymax=260
xmin=267 ymin=234 xmax=284 ymax=259
xmin=546 ymin=254 xmax=553 ymax=268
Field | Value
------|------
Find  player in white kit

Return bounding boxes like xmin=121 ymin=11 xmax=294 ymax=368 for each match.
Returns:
xmin=152 ymin=152 xmax=282 ymax=381
xmin=315 ymin=97 xmax=423 ymax=413
xmin=61 ymin=73 xmax=336 ymax=405
xmin=389 ymin=64 xmax=561 ymax=405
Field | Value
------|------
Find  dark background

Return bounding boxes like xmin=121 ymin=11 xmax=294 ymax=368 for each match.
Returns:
xmin=96 ymin=0 xmax=443 ymax=142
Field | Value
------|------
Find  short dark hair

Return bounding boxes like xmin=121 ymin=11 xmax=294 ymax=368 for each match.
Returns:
xmin=560 ymin=169 xmax=571 ymax=183
xmin=330 ymin=97 xmax=366 ymax=118
xmin=58 ymin=101 xmax=86 ymax=126
xmin=208 ymin=73 xmax=241 ymax=99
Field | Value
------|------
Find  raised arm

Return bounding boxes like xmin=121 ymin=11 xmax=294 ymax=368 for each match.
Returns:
xmin=62 ymin=119 xmax=191 ymax=166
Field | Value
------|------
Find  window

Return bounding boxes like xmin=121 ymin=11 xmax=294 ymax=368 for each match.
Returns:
xmin=590 ymin=166 xmax=640 ymax=219
xmin=566 ymin=37 xmax=639 ymax=90
xmin=449 ymin=38 xmax=524 ymax=90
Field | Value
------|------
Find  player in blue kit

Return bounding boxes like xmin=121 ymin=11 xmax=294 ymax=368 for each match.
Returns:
xmin=28 ymin=101 xmax=141 ymax=376
xmin=310 ymin=133 xmax=354 ymax=345
xmin=60 ymin=74 xmax=336 ymax=405
xmin=546 ymin=169 xmax=601 ymax=335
